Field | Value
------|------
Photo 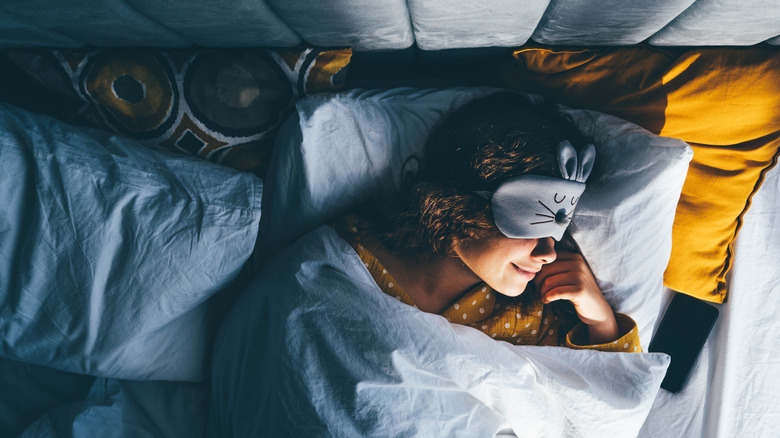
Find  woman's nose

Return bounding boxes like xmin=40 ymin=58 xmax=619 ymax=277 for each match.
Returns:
xmin=531 ymin=237 xmax=557 ymax=264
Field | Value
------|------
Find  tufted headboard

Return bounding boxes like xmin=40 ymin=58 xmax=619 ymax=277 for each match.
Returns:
xmin=1 ymin=0 xmax=780 ymax=50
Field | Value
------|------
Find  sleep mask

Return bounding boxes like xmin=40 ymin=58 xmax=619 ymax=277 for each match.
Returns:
xmin=475 ymin=140 xmax=596 ymax=241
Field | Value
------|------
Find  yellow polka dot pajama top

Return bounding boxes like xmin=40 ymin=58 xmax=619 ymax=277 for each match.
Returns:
xmin=349 ymin=240 xmax=642 ymax=353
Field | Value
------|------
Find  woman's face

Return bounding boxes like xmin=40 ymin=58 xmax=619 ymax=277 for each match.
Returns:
xmin=454 ymin=233 xmax=556 ymax=297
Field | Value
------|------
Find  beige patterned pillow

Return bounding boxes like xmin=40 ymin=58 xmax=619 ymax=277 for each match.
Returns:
xmin=9 ymin=47 xmax=352 ymax=176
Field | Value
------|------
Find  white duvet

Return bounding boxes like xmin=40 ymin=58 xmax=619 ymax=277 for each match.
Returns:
xmin=1 ymin=89 xmax=688 ymax=436
xmin=209 ymin=225 xmax=669 ymax=437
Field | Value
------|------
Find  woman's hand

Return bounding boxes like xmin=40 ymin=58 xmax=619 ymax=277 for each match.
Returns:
xmin=534 ymin=251 xmax=619 ymax=344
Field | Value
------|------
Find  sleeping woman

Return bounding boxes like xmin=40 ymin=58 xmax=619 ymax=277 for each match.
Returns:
xmin=335 ymin=92 xmax=640 ymax=351
xmin=209 ymin=91 xmax=646 ymax=434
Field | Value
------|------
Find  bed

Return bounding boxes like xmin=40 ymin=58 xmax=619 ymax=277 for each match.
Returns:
xmin=1 ymin=2 xmax=779 ymax=437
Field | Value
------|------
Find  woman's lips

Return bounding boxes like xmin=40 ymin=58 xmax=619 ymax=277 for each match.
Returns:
xmin=512 ymin=263 xmax=539 ymax=281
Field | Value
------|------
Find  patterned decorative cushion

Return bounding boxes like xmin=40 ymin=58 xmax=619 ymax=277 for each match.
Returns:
xmin=8 ymin=47 xmax=352 ymax=176
xmin=497 ymin=46 xmax=780 ymax=303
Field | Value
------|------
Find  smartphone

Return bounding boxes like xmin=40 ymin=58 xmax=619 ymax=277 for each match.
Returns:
xmin=648 ymin=292 xmax=719 ymax=393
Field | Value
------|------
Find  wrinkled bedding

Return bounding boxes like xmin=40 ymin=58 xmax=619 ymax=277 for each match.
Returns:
xmin=209 ymin=225 xmax=669 ymax=438
xmin=639 ymin=156 xmax=780 ymax=438
xmin=0 ymin=102 xmax=263 ymax=381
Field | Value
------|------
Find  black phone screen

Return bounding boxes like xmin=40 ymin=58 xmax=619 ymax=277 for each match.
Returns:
xmin=648 ymin=292 xmax=720 ymax=393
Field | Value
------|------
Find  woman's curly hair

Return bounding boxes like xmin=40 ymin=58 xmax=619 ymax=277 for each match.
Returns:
xmin=342 ymin=92 xmax=590 ymax=261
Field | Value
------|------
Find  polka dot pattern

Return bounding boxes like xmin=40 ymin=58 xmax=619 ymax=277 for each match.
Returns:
xmin=348 ymin=237 xmax=415 ymax=308
xmin=436 ymin=280 xmax=554 ymax=344
xmin=439 ymin=281 xmax=497 ymax=325
xmin=349 ymin=235 xmax=643 ymax=353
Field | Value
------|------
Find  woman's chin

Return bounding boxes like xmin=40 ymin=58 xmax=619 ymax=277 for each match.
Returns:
xmin=494 ymin=282 xmax=528 ymax=297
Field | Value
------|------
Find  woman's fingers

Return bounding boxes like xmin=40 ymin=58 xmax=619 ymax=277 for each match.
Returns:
xmin=534 ymin=250 xmax=620 ymax=343
xmin=533 ymin=250 xmax=616 ymax=328
xmin=535 ymin=267 xmax=591 ymax=295
xmin=540 ymin=284 xmax=581 ymax=303
xmin=534 ymin=251 xmax=588 ymax=281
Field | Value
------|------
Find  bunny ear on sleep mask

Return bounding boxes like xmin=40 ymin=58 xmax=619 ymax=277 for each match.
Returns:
xmin=558 ymin=140 xmax=596 ymax=183
xmin=476 ymin=140 xmax=596 ymax=241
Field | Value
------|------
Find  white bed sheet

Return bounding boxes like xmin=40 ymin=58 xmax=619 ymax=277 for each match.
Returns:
xmin=640 ymin=160 xmax=780 ymax=437
xmin=210 ymin=225 xmax=670 ymax=438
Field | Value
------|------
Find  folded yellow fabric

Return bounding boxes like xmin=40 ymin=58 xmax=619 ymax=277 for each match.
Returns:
xmin=499 ymin=46 xmax=780 ymax=303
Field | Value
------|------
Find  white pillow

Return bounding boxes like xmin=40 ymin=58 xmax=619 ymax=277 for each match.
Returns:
xmin=0 ymin=103 xmax=263 ymax=381
xmin=259 ymin=87 xmax=692 ymax=343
